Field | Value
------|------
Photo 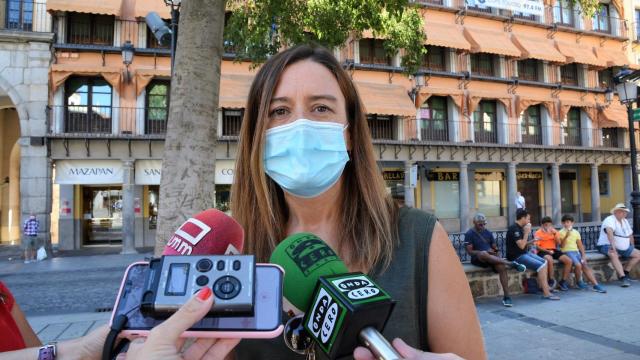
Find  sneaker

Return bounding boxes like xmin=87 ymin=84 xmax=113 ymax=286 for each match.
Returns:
xmin=511 ymin=261 xmax=526 ymax=273
xmin=621 ymin=277 xmax=631 ymax=287
xmin=592 ymin=284 xmax=607 ymax=293
xmin=541 ymin=294 xmax=561 ymax=300
xmin=502 ymin=297 xmax=513 ymax=307
xmin=548 ymin=278 xmax=557 ymax=289
xmin=558 ymin=280 xmax=569 ymax=291
xmin=624 ymin=271 xmax=638 ymax=281
xmin=577 ymin=281 xmax=589 ymax=290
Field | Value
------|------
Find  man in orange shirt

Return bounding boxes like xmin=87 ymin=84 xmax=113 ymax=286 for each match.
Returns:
xmin=534 ymin=216 xmax=573 ymax=291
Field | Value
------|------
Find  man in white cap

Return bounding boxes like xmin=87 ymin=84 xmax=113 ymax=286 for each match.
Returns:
xmin=597 ymin=203 xmax=640 ymax=287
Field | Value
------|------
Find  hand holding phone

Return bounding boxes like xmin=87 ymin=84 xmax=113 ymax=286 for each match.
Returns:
xmin=124 ymin=288 xmax=241 ymax=360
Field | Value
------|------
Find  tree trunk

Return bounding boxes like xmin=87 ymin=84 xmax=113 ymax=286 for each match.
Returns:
xmin=155 ymin=0 xmax=227 ymax=254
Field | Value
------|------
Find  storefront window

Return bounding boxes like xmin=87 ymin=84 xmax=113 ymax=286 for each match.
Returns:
xmin=82 ymin=186 xmax=122 ymax=244
xmin=216 ymin=185 xmax=231 ymax=213
xmin=148 ymin=185 xmax=159 ymax=230
xmin=434 ymin=181 xmax=459 ymax=219
xmin=475 ymin=172 xmax=504 ymax=217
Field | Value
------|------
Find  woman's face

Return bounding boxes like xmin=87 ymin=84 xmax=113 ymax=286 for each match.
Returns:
xmin=267 ymin=59 xmax=348 ymax=130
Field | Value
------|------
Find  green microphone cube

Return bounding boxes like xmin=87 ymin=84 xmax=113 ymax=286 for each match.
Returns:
xmin=303 ymin=272 xmax=395 ymax=359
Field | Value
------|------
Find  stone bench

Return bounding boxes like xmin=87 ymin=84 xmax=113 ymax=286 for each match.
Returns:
xmin=464 ymin=252 xmax=639 ymax=298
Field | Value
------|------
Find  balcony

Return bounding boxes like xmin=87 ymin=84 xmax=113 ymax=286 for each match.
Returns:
xmin=1 ymin=0 xmax=51 ymax=33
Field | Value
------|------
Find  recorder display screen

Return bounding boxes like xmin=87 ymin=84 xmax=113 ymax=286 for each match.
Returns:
xmin=166 ymin=263 xmax=189 ymax=296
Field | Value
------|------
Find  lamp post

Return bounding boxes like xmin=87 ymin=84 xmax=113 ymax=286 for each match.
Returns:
xmin=121 ymin=40 xmax=135 ymax=83
xmin=614 ymin=68 xmax=640 ymax=248
xmin=164 ymin=0 xmax=181 ymax=72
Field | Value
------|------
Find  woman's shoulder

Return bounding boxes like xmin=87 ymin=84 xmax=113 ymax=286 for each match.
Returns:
xmin=397 ymin=206 xmax=437 ymax=223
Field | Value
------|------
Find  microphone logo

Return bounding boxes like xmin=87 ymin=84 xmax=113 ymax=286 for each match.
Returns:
xmin=307 ymin=287 xmax=343 ymax=346
xmin=166 ymin=218 xmax=212 ymax=255
xmin=285 ymin=234 xmax=340 ymax=276
xmin=331 ymin=276 xmax=381 ymax=301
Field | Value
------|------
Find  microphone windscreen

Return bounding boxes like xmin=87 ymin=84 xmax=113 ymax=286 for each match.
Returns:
xmin=269 ymin=233 xmax=348 ymax=313
xmin=162 ymin=209 xmax=244 ymax=256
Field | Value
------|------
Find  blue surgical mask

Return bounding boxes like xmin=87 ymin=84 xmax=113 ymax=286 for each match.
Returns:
xmin=264 ymin=119 xmax=349 ymax=198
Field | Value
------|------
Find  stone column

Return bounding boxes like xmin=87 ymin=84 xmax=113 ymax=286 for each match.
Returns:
xmin=507 ymin=162 xmax=518 ymax=225
xmin=459 ymin=162 xmax=470 ymax=231
xmin=551 ymin=163 xmax=561 ymax=224
xmin=591 ymin=163 xmax=601 ymax=222
xmin=121 ymin=160 xmax=137 ymax=254
xmin=404 ymin=162 xmax=415 ymax=207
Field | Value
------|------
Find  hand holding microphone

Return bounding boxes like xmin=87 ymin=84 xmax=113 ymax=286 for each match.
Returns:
xmin=354 ymin=338 xmax=464 ymax=360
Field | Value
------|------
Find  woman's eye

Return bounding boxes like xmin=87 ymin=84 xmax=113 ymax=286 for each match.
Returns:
xmin=314 ymin=105 xmax=330 ymax=113
xmin=270 ymin=108 xmax=289 ymax=117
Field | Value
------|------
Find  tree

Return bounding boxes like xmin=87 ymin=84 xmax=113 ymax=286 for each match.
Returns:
xmin=155 ymin=0 xmax=602 ymax=253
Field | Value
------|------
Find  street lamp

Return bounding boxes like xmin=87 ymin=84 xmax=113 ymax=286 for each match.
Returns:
xmin=121 ymin=40 xmax=135 ymax=83
xmin=145 ymin=0 xmax=181 ymax=72
xmin=613 ymin=68 xmax=640 ymax=248
xmin=165 ymin=0 xmax=181 ymax=71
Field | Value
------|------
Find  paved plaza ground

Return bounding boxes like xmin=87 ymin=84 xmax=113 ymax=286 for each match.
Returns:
xmin=1 ymin=247 xmax=640 ymax=358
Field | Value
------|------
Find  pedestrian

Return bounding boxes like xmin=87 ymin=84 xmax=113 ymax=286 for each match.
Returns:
xmin=22 ymin=214 xmax=39 ymax=264
xmin=506 ymin=209 xmax=559 ymax=300
xmin=597 ymin=203 xmax=640 ymax=287
xmin=464 ymin=213 xmax=526 ymax=307
xmin=559 ymin=215 xmax=606 ymax=293
xmin=515 ymin=191 xmax=525 ymax=211
xmin=533 ymin=216 xmax=573 ymax=291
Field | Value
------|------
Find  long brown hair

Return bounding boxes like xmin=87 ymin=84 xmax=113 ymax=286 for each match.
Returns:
xmin=231 ymin=44 xmax=398 ymax=271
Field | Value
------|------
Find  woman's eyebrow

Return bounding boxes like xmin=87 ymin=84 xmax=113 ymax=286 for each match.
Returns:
xmin=307 ymin=94 xmax=338 ymax=102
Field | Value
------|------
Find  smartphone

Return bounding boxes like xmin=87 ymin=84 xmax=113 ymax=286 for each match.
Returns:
xmin=110 ymin=261 xmax=284 ymax=339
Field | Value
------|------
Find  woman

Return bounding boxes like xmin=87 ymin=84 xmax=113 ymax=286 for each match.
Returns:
xmin=0 ymin=281 xmax=41 ymax=352
xmin=232 ymin=44 xmax=484 ymax=359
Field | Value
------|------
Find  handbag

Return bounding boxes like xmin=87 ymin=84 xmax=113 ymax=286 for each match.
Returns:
xmin=36 ymin=246 xmax=47 ymax=261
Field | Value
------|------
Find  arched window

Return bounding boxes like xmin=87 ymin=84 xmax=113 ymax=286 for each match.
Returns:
xmin=64 ymin=77 xmax=113 ymax=133
xmin=420 ymin=96 xmax=448 ymax=141
xmin=145 ymin=80 xmax=170 ymax=134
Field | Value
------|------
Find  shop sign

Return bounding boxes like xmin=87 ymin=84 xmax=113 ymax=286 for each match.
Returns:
xmin=427 ymin=171 xmax=459 ymax=181
xmin=474 ymin=171 xmax=504 ymax=181
xmin=55 ymin=160 xmax=123 ymax=184
xmin=135 ymin=160 xmax=162 ymax=185
xmin=517 ymin=171 xmax=543 ymax=180
xmin=215 ymin=160 xmax=236 ymax=185
xmin=383 ymin=170 xmax=404 ymax=181
xmin=469 ymin=0 xmax=544 ymax=17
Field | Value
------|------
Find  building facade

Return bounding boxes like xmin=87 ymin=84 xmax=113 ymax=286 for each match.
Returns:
xmin=3 ymin=0 xmax=636 ymax=250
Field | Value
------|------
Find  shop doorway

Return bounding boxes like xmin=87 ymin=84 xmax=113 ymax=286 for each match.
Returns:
xmin=517 ymin=178 xmax=541 ymax=225
xmin=81 ymin=185 xmax=123 ymax=245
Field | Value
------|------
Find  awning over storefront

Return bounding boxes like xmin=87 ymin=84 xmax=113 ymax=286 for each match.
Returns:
xmin=50 ymin=64 xmax=122 ymax=93
xmin=47 ymin=0 xmax=122 ymax=16
xmin=554 ymin=41 xmax=604 ymax=67
xmin=354 ymin=82 xmax=416 ymax=117
xmin=416 ymin=87 xmax=464 ymax=111
xmin=425 ymin=22 xmax=470 ymax=51
xmin=558 ymin=99 xmax=598 ymax=122
xmin=515 ymin=95 xmax=555 ymax=118
xmin=511 ymin=35 xmax=565 ymax=63
xmin=219 ymin=74 xmax=253 ymax=109
xmin=133 ymin=0 xmax=171 ymax=19
xmin=599 ymin=101 xmax=627 ymax=128
xmin=135 ymin=68 xmax=170 ymax=96
xmin=55 ymin=160 xmax=124 ymax=184
xmin=594 ymin=46 xmax=630 ymax=68
xmin=462 ymin=28 xmax=521 ymax=57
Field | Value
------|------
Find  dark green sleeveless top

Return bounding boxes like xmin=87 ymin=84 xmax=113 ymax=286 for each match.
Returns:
xmin=235 ymin=207 xmax=437 ymax=359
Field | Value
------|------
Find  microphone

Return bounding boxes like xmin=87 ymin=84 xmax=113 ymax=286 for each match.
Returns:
xmin=270 ymin=233 xmax=401 ymax=360
xmin=162 ymin=209 xmax=244 ymax=256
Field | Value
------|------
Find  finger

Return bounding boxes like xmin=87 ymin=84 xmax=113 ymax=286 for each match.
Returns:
xmin=392 ymin=338 xmax=423 ymax=358
xmin=202 ymin=338 xmax=241 ymax=360
xmin=121 ymin=338 xmax=145 ymax=359
xmin=182 ymin=337 xmax=216 ymax=360
xmin=149 ymin=287 xmax=214 ymax=344
xmin=353 ymin=346 xmax=376 ymax=360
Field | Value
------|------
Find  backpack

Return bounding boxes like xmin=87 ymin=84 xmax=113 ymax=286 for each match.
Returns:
xmin=522 ymin=277 xmax=541 ymax=294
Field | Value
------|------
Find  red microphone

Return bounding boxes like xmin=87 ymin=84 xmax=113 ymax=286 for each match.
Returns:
xmin=163 ymin=209 xmax=244 ymax=256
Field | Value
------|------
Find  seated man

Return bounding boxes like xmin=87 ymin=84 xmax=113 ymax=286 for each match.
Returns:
xmin=533 ymin=216 xmax=573 ymax=291
xmin=465 ymin=213 xmax=526 ymax=307
xmin=506 ymin=209 xmax=560 ymax=300
xmin=597 ymin=203 xmax=640 ymax=287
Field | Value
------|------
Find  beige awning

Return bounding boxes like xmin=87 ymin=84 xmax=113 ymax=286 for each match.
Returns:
xmin=47 ymin=0 xmax=122 ymax=16
xmin=354 ymin=82 xmax=415 ymax=117
xmin=599 ymin=101 xmax=627 ymax=128
xmin=50 ymin=64 xmax=122 ymax=93
xmin=594 ymin=46 xmax=630 ymax=68
xmin=511 ymin=35 xmax=565 ymax=63
xmin=219 ymin=74 xmax=253 ymax=109
xmin=555 ymin=41 xmax=604 ymax=67
xmin=463 ymin=28 xmax=521 ymax=57
xmin=558 ymin=99 xmax=598 ymax=122
xmin=516 ymin=95 xmax=556 ymax=118
xmin=425 ymin=22 xmax=470 ymax=51
xmin=417 ymin=87 xmax=464 ymax=111
xmin=467 ymin=91 xmax=513 ymax=116
xmin=135 ymin=68 xmax=170 ymax=96
xmin=134 ymin=0 xmax=171 ymax=19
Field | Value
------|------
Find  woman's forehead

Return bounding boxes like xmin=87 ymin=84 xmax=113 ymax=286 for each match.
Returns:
xmin=272 ymin=60 xmax=344 ymax=101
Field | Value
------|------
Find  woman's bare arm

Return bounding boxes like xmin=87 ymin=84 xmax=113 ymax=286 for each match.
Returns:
xmin=428 ymin=222 xmax=486 ymax=360
xmin=11 ymin=301 xmax=41 ymax=348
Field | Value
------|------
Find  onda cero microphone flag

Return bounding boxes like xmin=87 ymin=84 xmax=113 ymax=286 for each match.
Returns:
xmin=270 ymin=233 xmax=397 ymax=359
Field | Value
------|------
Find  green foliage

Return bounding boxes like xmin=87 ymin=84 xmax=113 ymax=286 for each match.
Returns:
xmin=224 ymin=0 xmax=426 ymax=74
xmin=573 ymin=0 xmax=600 ymax=17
